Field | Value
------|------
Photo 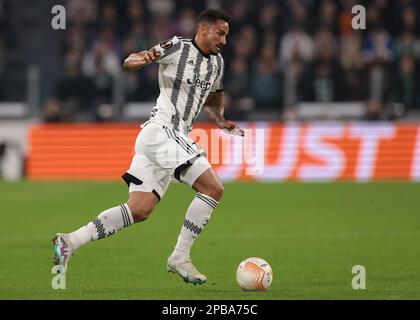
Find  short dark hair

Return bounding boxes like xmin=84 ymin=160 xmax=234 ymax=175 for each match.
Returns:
xmin=197 ymin=9 xmax=231 ymax=25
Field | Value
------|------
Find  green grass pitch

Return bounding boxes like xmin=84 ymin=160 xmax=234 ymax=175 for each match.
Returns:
xmin=0 ymin=181 xmax=419 ymax=299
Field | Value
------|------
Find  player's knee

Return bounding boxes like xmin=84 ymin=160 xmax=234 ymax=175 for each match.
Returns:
xmin=128 ymin=202 xmax=155 ymax=222
xmin=207 ymin=183 xmax=224 ymax=202
xmin=131 ymin=207 xmax=153 ymax=222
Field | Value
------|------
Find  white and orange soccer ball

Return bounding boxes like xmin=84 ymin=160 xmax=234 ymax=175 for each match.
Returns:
xmin=236 ymin=257 xmax=273 ymax=291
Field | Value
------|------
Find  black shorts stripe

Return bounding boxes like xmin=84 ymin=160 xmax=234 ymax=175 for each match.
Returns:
xmin=167 ymin=129 xmax=194 ymax=155
xmin=121 ymin=172 xmax=162 ymax=202
xmin=163 ymin=125 xmax=195 ymax=155
xmin=122 ymin=172 xmax=143 ymax=186
xmin=176 ymin=137 xmax=194 ymax=154
xmin=174 ymin=153 xmax=203 ymax=182
xmin=178 ymin=135 xmax=196 ymax=153
xmin=170 ymin=133 xmax=192 ymax=154
xmin=152 ymin=190 xmax=161 ymax=202
xmin=170 ymin=129 xmax=196 ymax=154
xmin=174 ymin=159 xmax=194 ymax=181
xmin=163 ymin=127 xmax=171 ymax=138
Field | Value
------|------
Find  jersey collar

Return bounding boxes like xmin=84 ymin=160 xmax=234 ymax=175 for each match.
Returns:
xmin=192 ymin=38 xmax=210 ymax=59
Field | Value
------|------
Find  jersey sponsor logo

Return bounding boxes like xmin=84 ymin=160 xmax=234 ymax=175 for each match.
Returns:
xmin=187 ymin=74 xmax=211 ymax=93
xmin=160 ymin=40 xmax=173 ymax=49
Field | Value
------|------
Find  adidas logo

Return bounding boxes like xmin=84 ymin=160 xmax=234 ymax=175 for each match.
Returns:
xmin=187 ymin=60 xmax=194 ymax=66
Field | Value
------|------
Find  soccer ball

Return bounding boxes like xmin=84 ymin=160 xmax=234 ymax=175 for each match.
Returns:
xmin=236 ymin=257 xmax=273 ymax=291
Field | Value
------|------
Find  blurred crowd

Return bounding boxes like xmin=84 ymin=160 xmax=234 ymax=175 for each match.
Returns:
xmin=3 ymin=0 xmax=420 ymax=122
xmin=0 ymin=1 xmax=12 ymax=101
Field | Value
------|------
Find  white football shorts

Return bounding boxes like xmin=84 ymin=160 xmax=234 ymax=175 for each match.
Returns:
xmin=122 ymin=121 xmax=211 ymax=200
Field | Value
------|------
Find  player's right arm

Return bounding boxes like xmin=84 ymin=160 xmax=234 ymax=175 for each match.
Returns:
xmin=123 ymin=36 xmax=181 ymax=71
xmin=123 ymin=48 xmax=161 ymax=71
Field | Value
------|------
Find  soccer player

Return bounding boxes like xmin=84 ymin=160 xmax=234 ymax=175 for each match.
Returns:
xmin=52 ymin=9 xmax=244 ymax=284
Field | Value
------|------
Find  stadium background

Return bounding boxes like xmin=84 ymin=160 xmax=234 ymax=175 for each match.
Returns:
xmin=0 ymin=0 xmax=419 ymax=181
xmin=0 ymin=0 xmax=420 ymax=300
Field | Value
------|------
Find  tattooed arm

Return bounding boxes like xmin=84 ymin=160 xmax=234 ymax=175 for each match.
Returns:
xmin=204 ymin=91 xmax=244 ymax=136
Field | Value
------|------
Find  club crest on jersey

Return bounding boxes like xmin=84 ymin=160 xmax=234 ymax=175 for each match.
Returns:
xmin=187 ymin=74 xmax=211 ymax=93
xmin=160 ymin=40 xmax=173 ymax=50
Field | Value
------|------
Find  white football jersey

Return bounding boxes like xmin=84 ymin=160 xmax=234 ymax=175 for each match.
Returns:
xmin=144 ymin=36 xmax=225 ymax=135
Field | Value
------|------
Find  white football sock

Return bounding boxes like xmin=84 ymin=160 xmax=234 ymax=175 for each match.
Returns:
xmin=172 ymin=193 xmax=218 ymax=261
xmin=68 ymin=204 xmax=134 ymax=250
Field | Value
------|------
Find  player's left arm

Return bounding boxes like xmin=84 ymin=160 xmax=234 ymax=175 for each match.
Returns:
xmin=204 ymin=91 xmax=244 ymax=136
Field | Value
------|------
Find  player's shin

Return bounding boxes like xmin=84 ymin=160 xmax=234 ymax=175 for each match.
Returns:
xmin=172 ymin=193 xmax=218 ymax=260
xmin=67 ymin=204 xmax=134 ymax=250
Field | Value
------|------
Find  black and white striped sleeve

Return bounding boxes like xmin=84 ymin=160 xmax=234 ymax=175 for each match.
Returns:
xmin=210 ymin=54 xmax=225 ymax=93
xmin=152 ymin=36 xmax=182 ymax=65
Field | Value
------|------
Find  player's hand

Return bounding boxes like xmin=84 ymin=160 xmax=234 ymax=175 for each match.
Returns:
xmin=124 ymin=48 xmax=162 ymax=70
xmin=220 ymin=120 xmax=245 ymax=137
xmin=142 ymin=48 xmax=161 ymax=64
